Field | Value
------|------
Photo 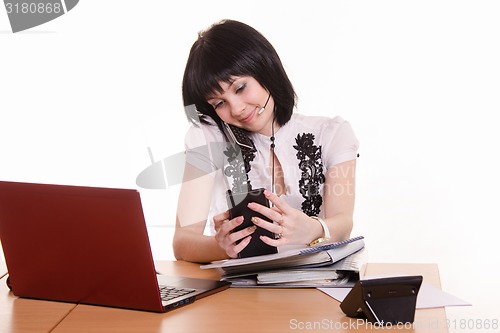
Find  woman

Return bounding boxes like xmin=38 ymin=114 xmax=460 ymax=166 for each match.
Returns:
xmin=173 ymin=19 xmax=359 ymax=263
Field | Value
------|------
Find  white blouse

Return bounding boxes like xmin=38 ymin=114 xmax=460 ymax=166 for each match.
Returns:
xmin=184 ymin=113 xmax=359 ymax=236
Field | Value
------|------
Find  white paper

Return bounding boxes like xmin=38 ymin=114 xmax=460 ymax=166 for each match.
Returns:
xmin=318 ymin=283 xmax=471 ymax=309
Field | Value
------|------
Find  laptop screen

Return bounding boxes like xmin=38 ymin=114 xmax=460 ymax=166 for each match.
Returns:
xmin=0 ymin=181 xmax=229 ymax=312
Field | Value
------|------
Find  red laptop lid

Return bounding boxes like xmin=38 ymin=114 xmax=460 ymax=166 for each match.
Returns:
xmin=0 ymin=181 xmax=165 ymax=312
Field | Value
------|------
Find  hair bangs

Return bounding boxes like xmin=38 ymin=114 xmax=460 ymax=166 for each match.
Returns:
xmin=183 ymin=20 xmax=296 ymax=127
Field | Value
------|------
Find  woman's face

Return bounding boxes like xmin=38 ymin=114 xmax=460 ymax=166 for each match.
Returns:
xmin=207 ymin=76 xmax=276 ymax=136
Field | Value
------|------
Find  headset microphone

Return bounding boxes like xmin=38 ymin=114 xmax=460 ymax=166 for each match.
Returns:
xmin=258 ymin=94 xmax=272 ymax=115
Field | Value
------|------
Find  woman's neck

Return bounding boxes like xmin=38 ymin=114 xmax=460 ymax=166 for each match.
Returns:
xmin=258 ymin=118 xmax=280 ymax=137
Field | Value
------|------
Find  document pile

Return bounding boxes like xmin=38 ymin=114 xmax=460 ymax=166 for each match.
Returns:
xmin=201 ymin=236 xmax=365 ymax=288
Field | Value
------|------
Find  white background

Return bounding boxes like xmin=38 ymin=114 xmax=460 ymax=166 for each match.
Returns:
xmin=1 ymin=1 xmax=499 ymax=330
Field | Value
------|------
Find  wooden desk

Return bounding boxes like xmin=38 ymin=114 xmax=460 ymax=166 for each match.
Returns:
xmin=0 ymin=274 xmax=76 ymax=333
xmin=48 ymin=262 xmax=448 ymax=333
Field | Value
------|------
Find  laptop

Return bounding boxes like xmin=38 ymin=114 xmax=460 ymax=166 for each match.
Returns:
xmin=0 ymin=180 xmax=230 ymax=313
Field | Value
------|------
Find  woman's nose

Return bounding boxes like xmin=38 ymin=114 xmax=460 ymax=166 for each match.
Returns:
xmin=228 ymin=98 xmax=245 ymax=118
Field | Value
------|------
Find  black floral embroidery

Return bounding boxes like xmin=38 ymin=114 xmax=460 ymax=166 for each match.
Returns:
xmin=294 ymin=133 xmax=325 ymax=216
xmin=223 ymin=144 xmax=256 ymax=194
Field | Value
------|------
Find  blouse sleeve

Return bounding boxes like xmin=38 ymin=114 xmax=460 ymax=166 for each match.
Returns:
xmin=323 ymin=117 xmax=360 ymax=169
xmin=184 ymin=123 xmax=218 ymax=176
xmin=184 ymin=121 xmax=228 ymax=177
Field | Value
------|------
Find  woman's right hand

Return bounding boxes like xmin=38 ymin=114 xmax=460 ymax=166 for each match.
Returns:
xmin=213 ymin=210 xmax=256 ymax=258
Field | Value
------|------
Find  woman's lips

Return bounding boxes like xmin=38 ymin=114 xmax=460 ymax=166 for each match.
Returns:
xmin=240 ymin=109 xmax=256 ymax=123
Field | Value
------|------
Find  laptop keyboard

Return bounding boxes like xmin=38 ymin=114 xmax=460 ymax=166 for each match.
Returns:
xmin=159 ymin=286 xmax=196 ymax=302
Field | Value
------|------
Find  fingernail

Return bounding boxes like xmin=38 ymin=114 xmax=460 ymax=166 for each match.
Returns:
xmin=247 ymin=225 xmax=257 ymax=232
xmin=251 ymin=217 xmax=258 ymax=224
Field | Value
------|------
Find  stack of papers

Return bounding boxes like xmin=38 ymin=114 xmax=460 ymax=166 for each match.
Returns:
xmin=200 ymin=236 xmax=366 ymax=288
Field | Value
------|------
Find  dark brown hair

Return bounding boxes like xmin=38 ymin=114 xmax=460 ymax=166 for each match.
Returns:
xmin=182 ymin=19 xmax=296 ymax=130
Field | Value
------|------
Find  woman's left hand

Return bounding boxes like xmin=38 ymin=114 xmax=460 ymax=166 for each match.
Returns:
xmin=247 ymin=190 xmax=323 ymax=246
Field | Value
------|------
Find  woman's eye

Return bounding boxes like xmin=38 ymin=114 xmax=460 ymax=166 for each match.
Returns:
xmin=213 ymin=101 xmax=224 ymax=109
xmin=235 ymin=83 xmax=246 ymax=94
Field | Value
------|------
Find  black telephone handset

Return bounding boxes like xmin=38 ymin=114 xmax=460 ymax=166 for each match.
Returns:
xmin=224 ymin=123 xmax=254 ymax=150
xmin=226 ymin=188 xmax=277 ymax=258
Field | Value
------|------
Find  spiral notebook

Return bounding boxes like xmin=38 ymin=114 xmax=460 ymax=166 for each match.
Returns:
xmin=222 ymin=247 xmax=366 ymax=288
xmin=200 ymin=236 xmax=365 ymax=274
xmin=299 ymin=236 xmax=364 ymax=255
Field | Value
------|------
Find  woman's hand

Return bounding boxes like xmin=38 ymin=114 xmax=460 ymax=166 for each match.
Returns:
xmin=248 ymin=190 xmax=323 ymax=247
xmin=213 ymin=210 xmax=257 ymax=258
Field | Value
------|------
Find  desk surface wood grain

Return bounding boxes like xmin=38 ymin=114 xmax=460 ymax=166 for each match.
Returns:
xmin=46 ymin=261 xmax=448 ymax=333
